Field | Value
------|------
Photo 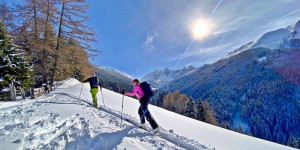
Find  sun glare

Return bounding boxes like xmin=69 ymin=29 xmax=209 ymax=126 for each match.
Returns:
xmin=191 ymin=19 xmax=212 ymax=40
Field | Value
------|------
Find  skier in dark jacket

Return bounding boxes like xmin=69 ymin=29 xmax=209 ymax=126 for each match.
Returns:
xmin=124 ymin=79 xmax=159 ymax=132
xmin=83 ymin=74 xmax=102 ymax=107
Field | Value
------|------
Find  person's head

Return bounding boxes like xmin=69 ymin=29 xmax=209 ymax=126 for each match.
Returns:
xmin=91 ymin=73 xmax=96 ymax=77
xmin=132 ymin=79 xmax=140 ymax=86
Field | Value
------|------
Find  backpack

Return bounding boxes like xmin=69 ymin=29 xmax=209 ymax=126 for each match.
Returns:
xmin=140 ymin=82 xmax=154 ymax=97
xmin=91 ymin=77 xmax=98 ymax=88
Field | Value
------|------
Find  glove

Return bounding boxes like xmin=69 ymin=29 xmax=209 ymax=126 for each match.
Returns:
xmin=122 ymin=90 xmax=125 ymax=95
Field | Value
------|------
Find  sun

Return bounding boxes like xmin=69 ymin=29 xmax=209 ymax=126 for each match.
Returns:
xmin=190 ymin=19 xmax=212 ymax=40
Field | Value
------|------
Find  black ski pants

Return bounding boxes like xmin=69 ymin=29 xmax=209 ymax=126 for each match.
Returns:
xmin=138 ymin=96 xmax=158 ymax=129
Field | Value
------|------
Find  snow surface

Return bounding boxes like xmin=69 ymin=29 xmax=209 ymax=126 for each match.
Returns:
xmin=0 ymin=78 xmax=295 ymax=150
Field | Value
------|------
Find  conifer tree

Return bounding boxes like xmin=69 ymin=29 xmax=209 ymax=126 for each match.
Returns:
xmin=155 ymin=91 xmax=166 ymax=108
xmin=196 ymin=98 xmax=205 ymax=121
xmin=0 ymin=23 xmax=33 ymax=90
xmin=183 ymin=97 xmax=196 ymax=118
xmin=287 ymin=135 xmax=299 ymax=148
xmin=234 ymin=125 xmax=244 ymax=134
xmin=220 ymin=121 xmax=232 ymax=130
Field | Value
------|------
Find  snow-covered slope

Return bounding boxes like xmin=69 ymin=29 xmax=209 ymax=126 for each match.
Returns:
xmin=97 ymin=65 xmax=134 ymax=80
xmin=228 ymin=20 xmax=300 ymax=56
xmin=142 ymin=65 xmax=196 ymax=88
xmin=0 ymin=78 xmax=295 ymax=150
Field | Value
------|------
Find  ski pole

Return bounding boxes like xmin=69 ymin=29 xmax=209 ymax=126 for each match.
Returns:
xmin=78 ymin=83 xmax=84 ymax=102
xmin=120 ymin=89 xmax=125 ymax=127
xmin=100 ymin=88 xmax=105 ymax=107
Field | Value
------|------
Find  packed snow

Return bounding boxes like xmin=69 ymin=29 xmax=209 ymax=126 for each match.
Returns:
xmin=0 ymin=78 xmax=295 ymax=150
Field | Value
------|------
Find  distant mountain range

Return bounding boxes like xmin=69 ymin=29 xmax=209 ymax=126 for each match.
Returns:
xmin=143 ymin=20 xmax=300 ymax=146
xmin=141 ymin=65 xmax=196 ymax=88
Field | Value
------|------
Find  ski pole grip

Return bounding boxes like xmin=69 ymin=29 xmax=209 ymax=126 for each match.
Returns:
xmin=122 ymin=89 xmax=125 ymax=95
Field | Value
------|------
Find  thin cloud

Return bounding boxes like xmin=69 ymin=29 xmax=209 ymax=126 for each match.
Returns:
xmin=259 ymin=8 xmax=300 ymax=30
xmin=142 ymin=32 xmax=158 ymax=53
xmin=168 ymin=42 xmax=234 ymax=61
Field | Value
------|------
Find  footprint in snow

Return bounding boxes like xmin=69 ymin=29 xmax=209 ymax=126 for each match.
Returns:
xmin=12 ymin=139 xmax=22 ymax=143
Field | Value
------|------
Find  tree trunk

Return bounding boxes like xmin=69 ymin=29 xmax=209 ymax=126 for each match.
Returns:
xmin=32 ymin=0 xmax=38 ymax=39
xmin=50 ymin=0 xmax=65 ymax=86
xmin=41 ymin=0 xmax=50 ymax=85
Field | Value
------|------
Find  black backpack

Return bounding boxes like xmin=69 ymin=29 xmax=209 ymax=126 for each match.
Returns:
xmin=91 ymin=77 xmax=98 ymax=88
xmin=140 ymin=82 xmax=154 ymax=97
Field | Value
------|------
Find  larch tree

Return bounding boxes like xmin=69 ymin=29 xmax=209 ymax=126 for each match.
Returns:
xmin=39 ymin=0 xmax=58 ymax=85
xmin=0 ymin=0 xmax=15 ymax=30
xmin=203 ymin=100 xmax=219 ymax=126
xmin=164 ymin=92 xmax=174 ymax=111
xmin=172 ymin=90 xmax=181 ymax=112
xmin=14 ymin=0 xmax=47 ymax=87
xmin=51 ymin=0 xmax=97 ymax=86
xmin=178 ymin=93 xmax=188 ymax=114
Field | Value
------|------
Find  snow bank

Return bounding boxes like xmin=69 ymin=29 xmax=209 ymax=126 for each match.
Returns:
xmin=58 ymin=78 xmax=81 ymax=88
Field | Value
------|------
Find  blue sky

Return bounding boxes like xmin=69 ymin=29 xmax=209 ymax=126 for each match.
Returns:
xmin=86 ymin=0 xmax=300 ymax=78
xmin=6 ymin=0 xmax=300 ymax=78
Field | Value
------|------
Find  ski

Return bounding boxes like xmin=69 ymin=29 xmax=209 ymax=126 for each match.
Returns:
xmin=125 ymin=118 xmax=162 ymax=137
xmin=83 ymin=101 xmax=101 ymax=110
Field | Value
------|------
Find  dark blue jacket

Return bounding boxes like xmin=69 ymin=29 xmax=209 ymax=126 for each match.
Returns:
xmin=83 ymin=77 xmax=102 ymax=89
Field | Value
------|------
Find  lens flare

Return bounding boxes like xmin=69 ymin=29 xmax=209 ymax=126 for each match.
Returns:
xmin=191 ymin=19 xmax=212 ymax=40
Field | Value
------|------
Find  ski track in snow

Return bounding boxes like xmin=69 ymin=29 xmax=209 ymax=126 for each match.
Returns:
xmin=0 ymin=92 xmax=205 ymax=150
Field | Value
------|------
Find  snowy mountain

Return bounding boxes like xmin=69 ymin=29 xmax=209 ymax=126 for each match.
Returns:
xmin=142 ymin=65 xmax=196 ymax=88
xmin=228 ymin=20 xmax=300 ymax=56
xmin=0 ymin=78 xmax=294 ymax=150
xmin=96 ymin=65 xmax=134 ymax=81
xmin=161 ymin=20 xmax=300 ymax=147
xmin=94 ymin=66 xmax=134 ymax=92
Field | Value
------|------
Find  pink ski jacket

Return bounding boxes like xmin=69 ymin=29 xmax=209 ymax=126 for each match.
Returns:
xmin=126 ymin=85 xmax=144 ymax=100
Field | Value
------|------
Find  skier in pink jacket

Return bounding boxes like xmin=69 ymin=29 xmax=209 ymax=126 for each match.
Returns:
xmin=124 ymin=79 xmax=159 ymax=132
